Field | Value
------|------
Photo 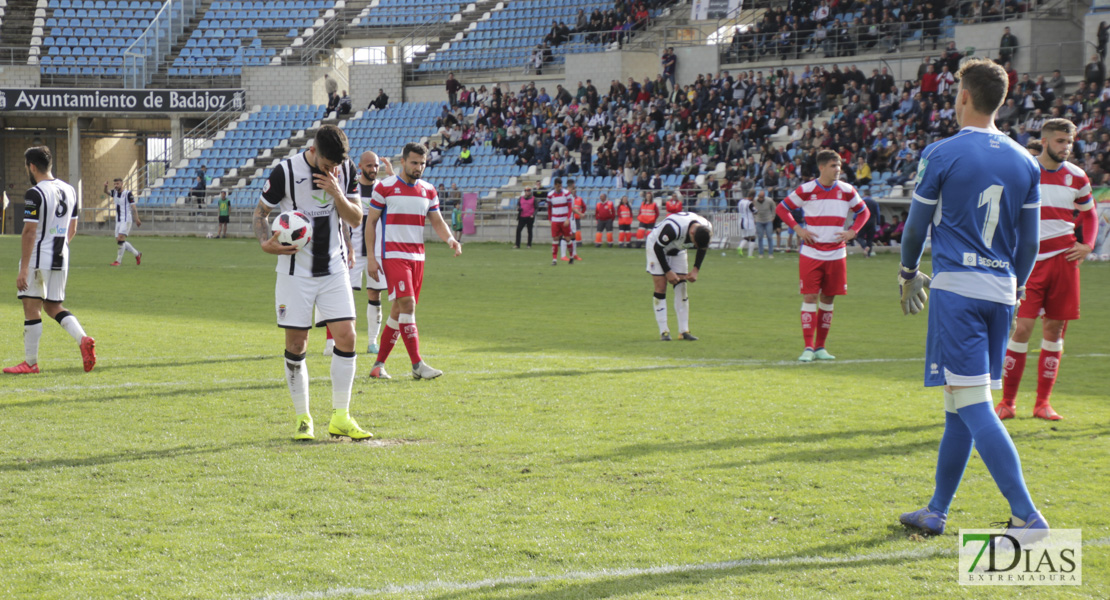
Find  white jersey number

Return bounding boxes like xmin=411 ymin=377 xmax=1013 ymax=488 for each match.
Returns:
xmin=978 ymin=185 xmax=1003 ymax=249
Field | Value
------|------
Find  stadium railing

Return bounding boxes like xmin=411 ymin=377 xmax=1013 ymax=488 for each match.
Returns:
xmin=122 ymin=0 xmax=200 ymax=88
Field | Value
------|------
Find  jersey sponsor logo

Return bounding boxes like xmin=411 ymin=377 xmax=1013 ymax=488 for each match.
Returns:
xmin=312 ymin=193 xmax=330 ymax=206
xmin=278 ymin=304 xmax=287 ymax=319
xmin=263 ymin=180 xmax=271 ymax=193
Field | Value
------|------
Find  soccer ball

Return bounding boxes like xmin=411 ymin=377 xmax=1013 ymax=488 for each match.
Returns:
xmin=271 ymin=211 xmax=313 ymax=251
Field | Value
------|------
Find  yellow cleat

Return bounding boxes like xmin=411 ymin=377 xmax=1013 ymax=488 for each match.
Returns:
xmin=293 ymin=414 xmax=314 ymax=441
xmin=328 ymin=409 xmax=373 ymax=440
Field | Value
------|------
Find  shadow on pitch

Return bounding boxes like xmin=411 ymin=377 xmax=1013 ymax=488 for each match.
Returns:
xmin=1 ymin=380 xmax=281 ymax=410
xmin=575 ymin=423 xmax=938 ymax=463
xmin=88 ymin=353 xmax=273 ymax=373
xmin=492 ymin=365 xmax=682 ymax=380
xmin=417 ymin=534 xmax=919 ymax=600
xmin=0 ymin=439 xmax=285 ymax=472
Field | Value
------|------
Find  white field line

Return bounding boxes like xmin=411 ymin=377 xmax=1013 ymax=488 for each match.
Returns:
xmin=4 ymin=353 xmax=1110 ymax=396
xmin=249 ymin=537 xmax=1110 ymax=600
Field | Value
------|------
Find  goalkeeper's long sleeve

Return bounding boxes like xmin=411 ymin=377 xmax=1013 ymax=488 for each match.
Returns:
xmin=900 ymin=197 xmax=935 ymax=270
xmin=1014 ymin=198 xmax=1040 ymax=289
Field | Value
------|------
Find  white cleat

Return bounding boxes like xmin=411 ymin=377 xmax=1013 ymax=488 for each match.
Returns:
xmin=323 ymin=340 xmax=334 ymax=357
xmin=412 ymin=361 xmax=443 ymax=380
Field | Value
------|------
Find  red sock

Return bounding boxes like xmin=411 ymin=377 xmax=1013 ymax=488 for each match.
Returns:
xmin=376 ymin=320 xmax=399 ymax=364
xmin=552 ymin=242 xmax=559 ymax=258
xmin=399 ymin=315 xmax=421 ymax=365
xmin=325 ymin=327 xmax=333 ymax=341
xmin=1035 ymin=339 xmax=1063 ymax=408
xmin=1001 ymin=341 xmax=1028 ymax=407
xmin=801 ymin=303 xmax=816 ymax=349
xmin=815 ymin=304 xmax=833 ymax=349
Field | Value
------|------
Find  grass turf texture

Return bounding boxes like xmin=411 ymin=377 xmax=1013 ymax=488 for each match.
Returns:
xmin=0 ymin=236 xmax=1107 ymax=600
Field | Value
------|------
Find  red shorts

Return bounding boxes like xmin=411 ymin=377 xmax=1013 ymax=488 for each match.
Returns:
xmin=383 ymin=259 xmax=424 ymax=303
xmin=551 ymin=220 xmax=572 ymax=239
xmin=1017 ymin=253 xmax=1080 ymax=321
xmin=799 ymin=255 xmax=848 ymax=296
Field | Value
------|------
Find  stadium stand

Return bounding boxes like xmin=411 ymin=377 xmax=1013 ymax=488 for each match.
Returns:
xmin=357 ymin=0 xmax=467 ymax=28
xmin=40 ymin=0 xmax=168 ymax=76
xmin=170 ymin=1 xmax=337 ymax=76
xmin=145 ymin=104 xmax=324 ymax=206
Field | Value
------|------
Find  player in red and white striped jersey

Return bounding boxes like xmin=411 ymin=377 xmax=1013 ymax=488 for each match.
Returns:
xmin=999 ymin=119 xmax=1099 ymax=421
xmin=547 ymin=177 xmax=575 ymax=265
xmin=775 ymin=149 xmax=870 ymax=362
xmin=365 ymin=142 xmax=462 ymax=380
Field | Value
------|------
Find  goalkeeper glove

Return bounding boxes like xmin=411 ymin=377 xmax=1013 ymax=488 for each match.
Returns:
xmin=1011 ymin=286 xmax=1026 ymax=331
xmin=898 ymin=265 xmax=931 ymax=316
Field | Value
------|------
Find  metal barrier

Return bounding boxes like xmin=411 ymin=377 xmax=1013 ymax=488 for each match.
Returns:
xmin=122 ymin=0 xmax=201 ymax=89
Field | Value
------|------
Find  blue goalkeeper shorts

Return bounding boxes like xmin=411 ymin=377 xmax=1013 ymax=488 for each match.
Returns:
xmin=924 ymin=289 xmax=1013 ymax=389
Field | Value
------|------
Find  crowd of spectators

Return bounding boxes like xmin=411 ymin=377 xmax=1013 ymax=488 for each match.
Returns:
xmin=421 ymin=21 xmax=1106 ymax=245
xmin=528 ymin=0 xmax=676 ymax=74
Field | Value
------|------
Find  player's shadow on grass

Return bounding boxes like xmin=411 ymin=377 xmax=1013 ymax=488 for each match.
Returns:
xmin=89 ymin=354 xmax=273 ymax=373
xmin=3 ymin=381 xmax=281 ymax=410
xmin=495 ymin=365 xmax=683 ymax=380
xmin=417 ymin=536 xmax=929 ymax=600
xmin=0 ymin=439 xmax=283 ymax=472
xmin=575 ymin=423 xmax=938 ymax=463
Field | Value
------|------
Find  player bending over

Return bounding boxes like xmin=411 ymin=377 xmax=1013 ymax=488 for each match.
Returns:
xmin=365 ymin=143 xmax=462 ymax=380
xmin=998 ymin=118 xmax=1098 ymax=421
xmin=897 ymin=58 xmax=1048 ymax=542
xmin=647 ymin=211 xmax=711 ymax=341
xmin=254 ymin=125 xmax=371 ymax=441
xmin=6 ymin=146 xmax=96 ymax=375
xmin=775 ymin=149 xmax=870 ymax=362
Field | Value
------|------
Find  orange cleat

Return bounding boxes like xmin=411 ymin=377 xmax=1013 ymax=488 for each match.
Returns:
xmin=80 ymin=336 xmax=97 ymax=372
xmin=3 ymin=361 xmax=40 ymax=374
xmin=1033 ymin=405 xmax=1062 ymax=421
xmin=994 ymin=402 xmax=1015 ymax=420
xmin=109 ymin=261 xmax=121 ymax=266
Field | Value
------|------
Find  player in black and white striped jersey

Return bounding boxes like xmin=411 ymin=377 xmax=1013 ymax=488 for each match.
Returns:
xmin=105 ymin=177 xmax=142 ymax=266
xmin=5 ymin=146 xmax=96 ymax=374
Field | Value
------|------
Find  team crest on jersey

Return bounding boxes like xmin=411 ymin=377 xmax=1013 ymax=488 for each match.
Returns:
xmin=810 ymin=194 xmax=817 ymax=201
xmin=1065 ymin=174 xmax=1073 ymax=186
xmin=836 ymin=190 xmax=843 ymax=199
xmin=263 ymin=180 xmax=271 ymax=193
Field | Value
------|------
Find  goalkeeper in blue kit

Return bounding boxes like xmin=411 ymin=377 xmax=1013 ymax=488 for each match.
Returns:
xmin=896 ymin=58 xmax=1049 ymax=540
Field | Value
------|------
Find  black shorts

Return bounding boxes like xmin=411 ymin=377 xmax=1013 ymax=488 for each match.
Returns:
xmin=218 ymin=215 xmax=230 ymax=224
xmin=638 ymin=221 xmax=654 ymax=231
xmin=619 ymin=223 xmax=632 ymax=232
xmin=597 ymin=219 xmax=613 ymax=232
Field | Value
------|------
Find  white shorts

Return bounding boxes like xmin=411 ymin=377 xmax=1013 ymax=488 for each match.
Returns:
xmin=349 ymin=255 xmax=387 ymax=291
xmin=645 ymin=233 xmax=688 ymax=276
xmin=18 ymin=268 xmax=67 ymax=303
xmin=115 ymin=221 xmax=132 ymax=237
xmin=275 ymin=270 xmax=355 ymax=330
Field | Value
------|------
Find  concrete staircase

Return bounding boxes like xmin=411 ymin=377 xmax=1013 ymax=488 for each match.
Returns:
xmin=6 ymin=0 xmax=41 ymax=64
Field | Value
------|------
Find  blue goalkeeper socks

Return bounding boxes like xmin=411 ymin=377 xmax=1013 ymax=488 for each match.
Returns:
xmin=957 ymin=401 xmax=1037 ymax=519
xmin=928 ymin=410 xmax=973 ymax=515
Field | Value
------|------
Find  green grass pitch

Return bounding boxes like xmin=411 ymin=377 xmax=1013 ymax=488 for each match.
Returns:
xmin=0 ymin=235 xmax=1107 ymax=600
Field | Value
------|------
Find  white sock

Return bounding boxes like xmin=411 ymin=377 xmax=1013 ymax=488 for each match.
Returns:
xmin=123 ymin=241 xmax=139 ymax=256
xmin=24 ymin=319 xmax=42 ymax=365
xmin=559 ymin=240 xmax=567 ymax=258
xmin=674 ymin=282 xmax=690 ymax=333
xmin=116 ymin=243 xmax=125 ymax=262
xmin=570 ymin=240 xmax=577 ymax=257
xmin=56 ymin=312 xmax=87 ymax=342
xmin=368 ymin=300 xmax=382 ymax=343
xmin=284 ymin=351 xmax=309 ymax=415
xmin=653 ymin=293 xmax=669 ymax=334
xmin=331 ymin=349 xmax=356 ymax=411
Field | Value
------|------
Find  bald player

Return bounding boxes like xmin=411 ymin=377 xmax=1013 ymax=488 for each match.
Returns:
xmin=354 ymin=151 xmax=392 ymax=358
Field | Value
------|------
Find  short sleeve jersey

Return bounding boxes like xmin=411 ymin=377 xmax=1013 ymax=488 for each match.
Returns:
xmin=1037 ymin=160 xmax=1093 ymax=261
xmin=912 ymin=126 xmax=1041 ymax=304
xmin=353 ymin=181 xmax=384 ymax=261
xmin=110 ymin=189 xmax=134 ymax=223
xmin=548 ymin=188 xmax=572 ymax=222
xmin=23 ymin=178 xmax=79 ymax=271
xmin=370 ymin=175 xmax=439 ymax=262
xmin=261 ymin=151 xmax=359 ymax=278
xmin=653 ymin=212 xmax=710 ymax=255
xmin=782 ymin=179 xmax=866 ymax=260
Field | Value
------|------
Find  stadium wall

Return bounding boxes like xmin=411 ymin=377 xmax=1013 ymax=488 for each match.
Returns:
xmin=674 ymin=46 xmax=719 ymax=87
xmin=0 ymin=66 xmax=42 ymax=89
xmin=242 ymin=64 xmax=350 ymax=108
xmin=565 ymin=50 xmax=660 ymax=89
xmin=955 ymin=19 xmax=1083 ymax=76
xmin=349 ymin=63 xmax=404 ymax=113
